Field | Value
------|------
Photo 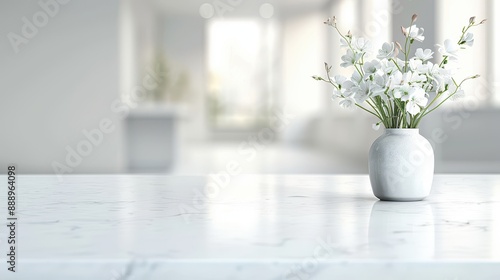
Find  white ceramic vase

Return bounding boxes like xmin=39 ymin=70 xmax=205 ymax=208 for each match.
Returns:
xmin=368 ymin=129 xmax=434 ymax=201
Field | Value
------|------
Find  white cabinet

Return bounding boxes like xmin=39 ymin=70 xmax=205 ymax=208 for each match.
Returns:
xmin=125 ymin=106 xmax=180 ymax=173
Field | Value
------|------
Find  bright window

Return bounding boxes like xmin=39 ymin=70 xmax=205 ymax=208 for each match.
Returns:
xmin=207 ymin=19 xmax=276 ymax=130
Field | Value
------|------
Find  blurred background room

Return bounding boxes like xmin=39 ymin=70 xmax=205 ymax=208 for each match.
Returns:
xmin=0 ymin=0 xmax=499 ymax=175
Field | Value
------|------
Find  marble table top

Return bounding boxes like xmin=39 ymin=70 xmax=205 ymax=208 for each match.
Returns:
xmin=1 ymin=174 xmax=500 ymax=280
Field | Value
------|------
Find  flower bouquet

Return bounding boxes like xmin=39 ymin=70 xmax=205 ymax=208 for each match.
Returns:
xmin=314 ymin=14 xmax=485 ymax=129
xmin=313 ymin=14 xmax=485 ymax=201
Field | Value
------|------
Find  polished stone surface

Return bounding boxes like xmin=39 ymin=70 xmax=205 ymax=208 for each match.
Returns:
xmin=1 ymin=174 xmax=500 ymax=279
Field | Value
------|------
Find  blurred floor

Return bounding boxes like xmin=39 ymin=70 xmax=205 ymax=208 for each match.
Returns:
xmin=170 ymin=142 xmax=366 ymax=175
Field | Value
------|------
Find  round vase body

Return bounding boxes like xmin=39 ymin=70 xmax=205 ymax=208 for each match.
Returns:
xmin=368 ymin=129 xmax=434 ymax=201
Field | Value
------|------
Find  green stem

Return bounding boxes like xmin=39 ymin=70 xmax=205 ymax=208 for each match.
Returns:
xmin=356 ymin=104 xmax=380 ymax=119
xmin=390 ymin=58 xmax=402 ymax=72
xmin=333 ymin=26 xmax=365 ymax=76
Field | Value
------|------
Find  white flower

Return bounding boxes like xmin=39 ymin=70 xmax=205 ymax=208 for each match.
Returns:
xmin=417 ymin=61 xmax=439 ymax=76
xmin=332 ymin=87 xmax=343 ymax=99
xmin=340 ymin=49 xmax=362 ymax=67
xmin=374 ymin=74 xmax=389 ymax=89
xmin=342 ymin=80 xmax=357 ymax=91
xmin=393 ymin=84 xmax=411 ymax=99
xmin=402 ymin=71 xmax=426 ymax=84
xmin=350 ymin=71 xmax=363 ymax=84
xmin=460 ymin=33 xmax=474 ymax=47
xmin=363 ymin=60 xmax=381 ymax=75
xmin=339 ymin=96 xmax=356 ymax=108
xmin=352 ymin=37 xmax=371 ymax=53
xmin=369 ymin=74 xmax=389 ymax=97
xmin=379 ymin=59 xmax=396 ymax=75
xmin=415 ymin=48 xmax=434 ymax=61
xmin=331 ymin=75 xmax=347 ymax=98
xmin=388 ymin=70 xmax=403 ymax=90
xmin=341 ymin=80 xmax=358 ymax=98
xmin=408 ymin=58 xmax=423 ymax=72
xmin=433 ymin=67 xmax=453 ymax=91
xmin=377 ymin=42 xmax=395 ymax=59
xmin=339 ymin=80 xmax=357 ymax=108
xmin=406 ymin=101 xmax=424 ymax=115
xmin=437 ymin=39 xmax=460 ymax=60
xmin=400 ymin=86 xmax=418 ymax=101
xmin=371 ymin=84 xmax=386 ymax=97
xmin=353 ymin=82 xmax=372 ymax=103
xmin=404 ymin=87 xmax=428 ymax=115
xmin=405 ymin=25 xmax=425 ymax=42
xmin=333 ymin=75 xmax=347 ymax=85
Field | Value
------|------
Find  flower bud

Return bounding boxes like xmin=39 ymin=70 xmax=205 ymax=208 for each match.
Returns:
xmin=393 ymin=46 xmax=399 ymax=57
xmin=412 ymin=14 xmax=418 ymax=23
xmin=480 ymin=19 xmax=487 ymax=24
xmin=324 ymin=16 xmax=336 ymax=27
xmin=469 ymin=16 xmax=476 ymax=24
xmin=395 ymin=41 xmax=403 ymax=51
xmin=347 ymin=30 xmax=352 ymax=38
xmin=401 ymin=26 xmax=407 ymax=36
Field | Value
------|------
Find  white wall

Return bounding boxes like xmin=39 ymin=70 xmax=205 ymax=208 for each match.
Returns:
xmin=280 ymin=10 xmax=329 ymax=145
xmin=0 ymin=0 xmax=123 ymax=174
xmin=162 ymin=15 xmax=207 ymax=142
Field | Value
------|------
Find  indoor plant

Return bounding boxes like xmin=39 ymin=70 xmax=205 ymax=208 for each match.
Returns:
xmin=313 ymin=14 xmax=485 ymax=201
